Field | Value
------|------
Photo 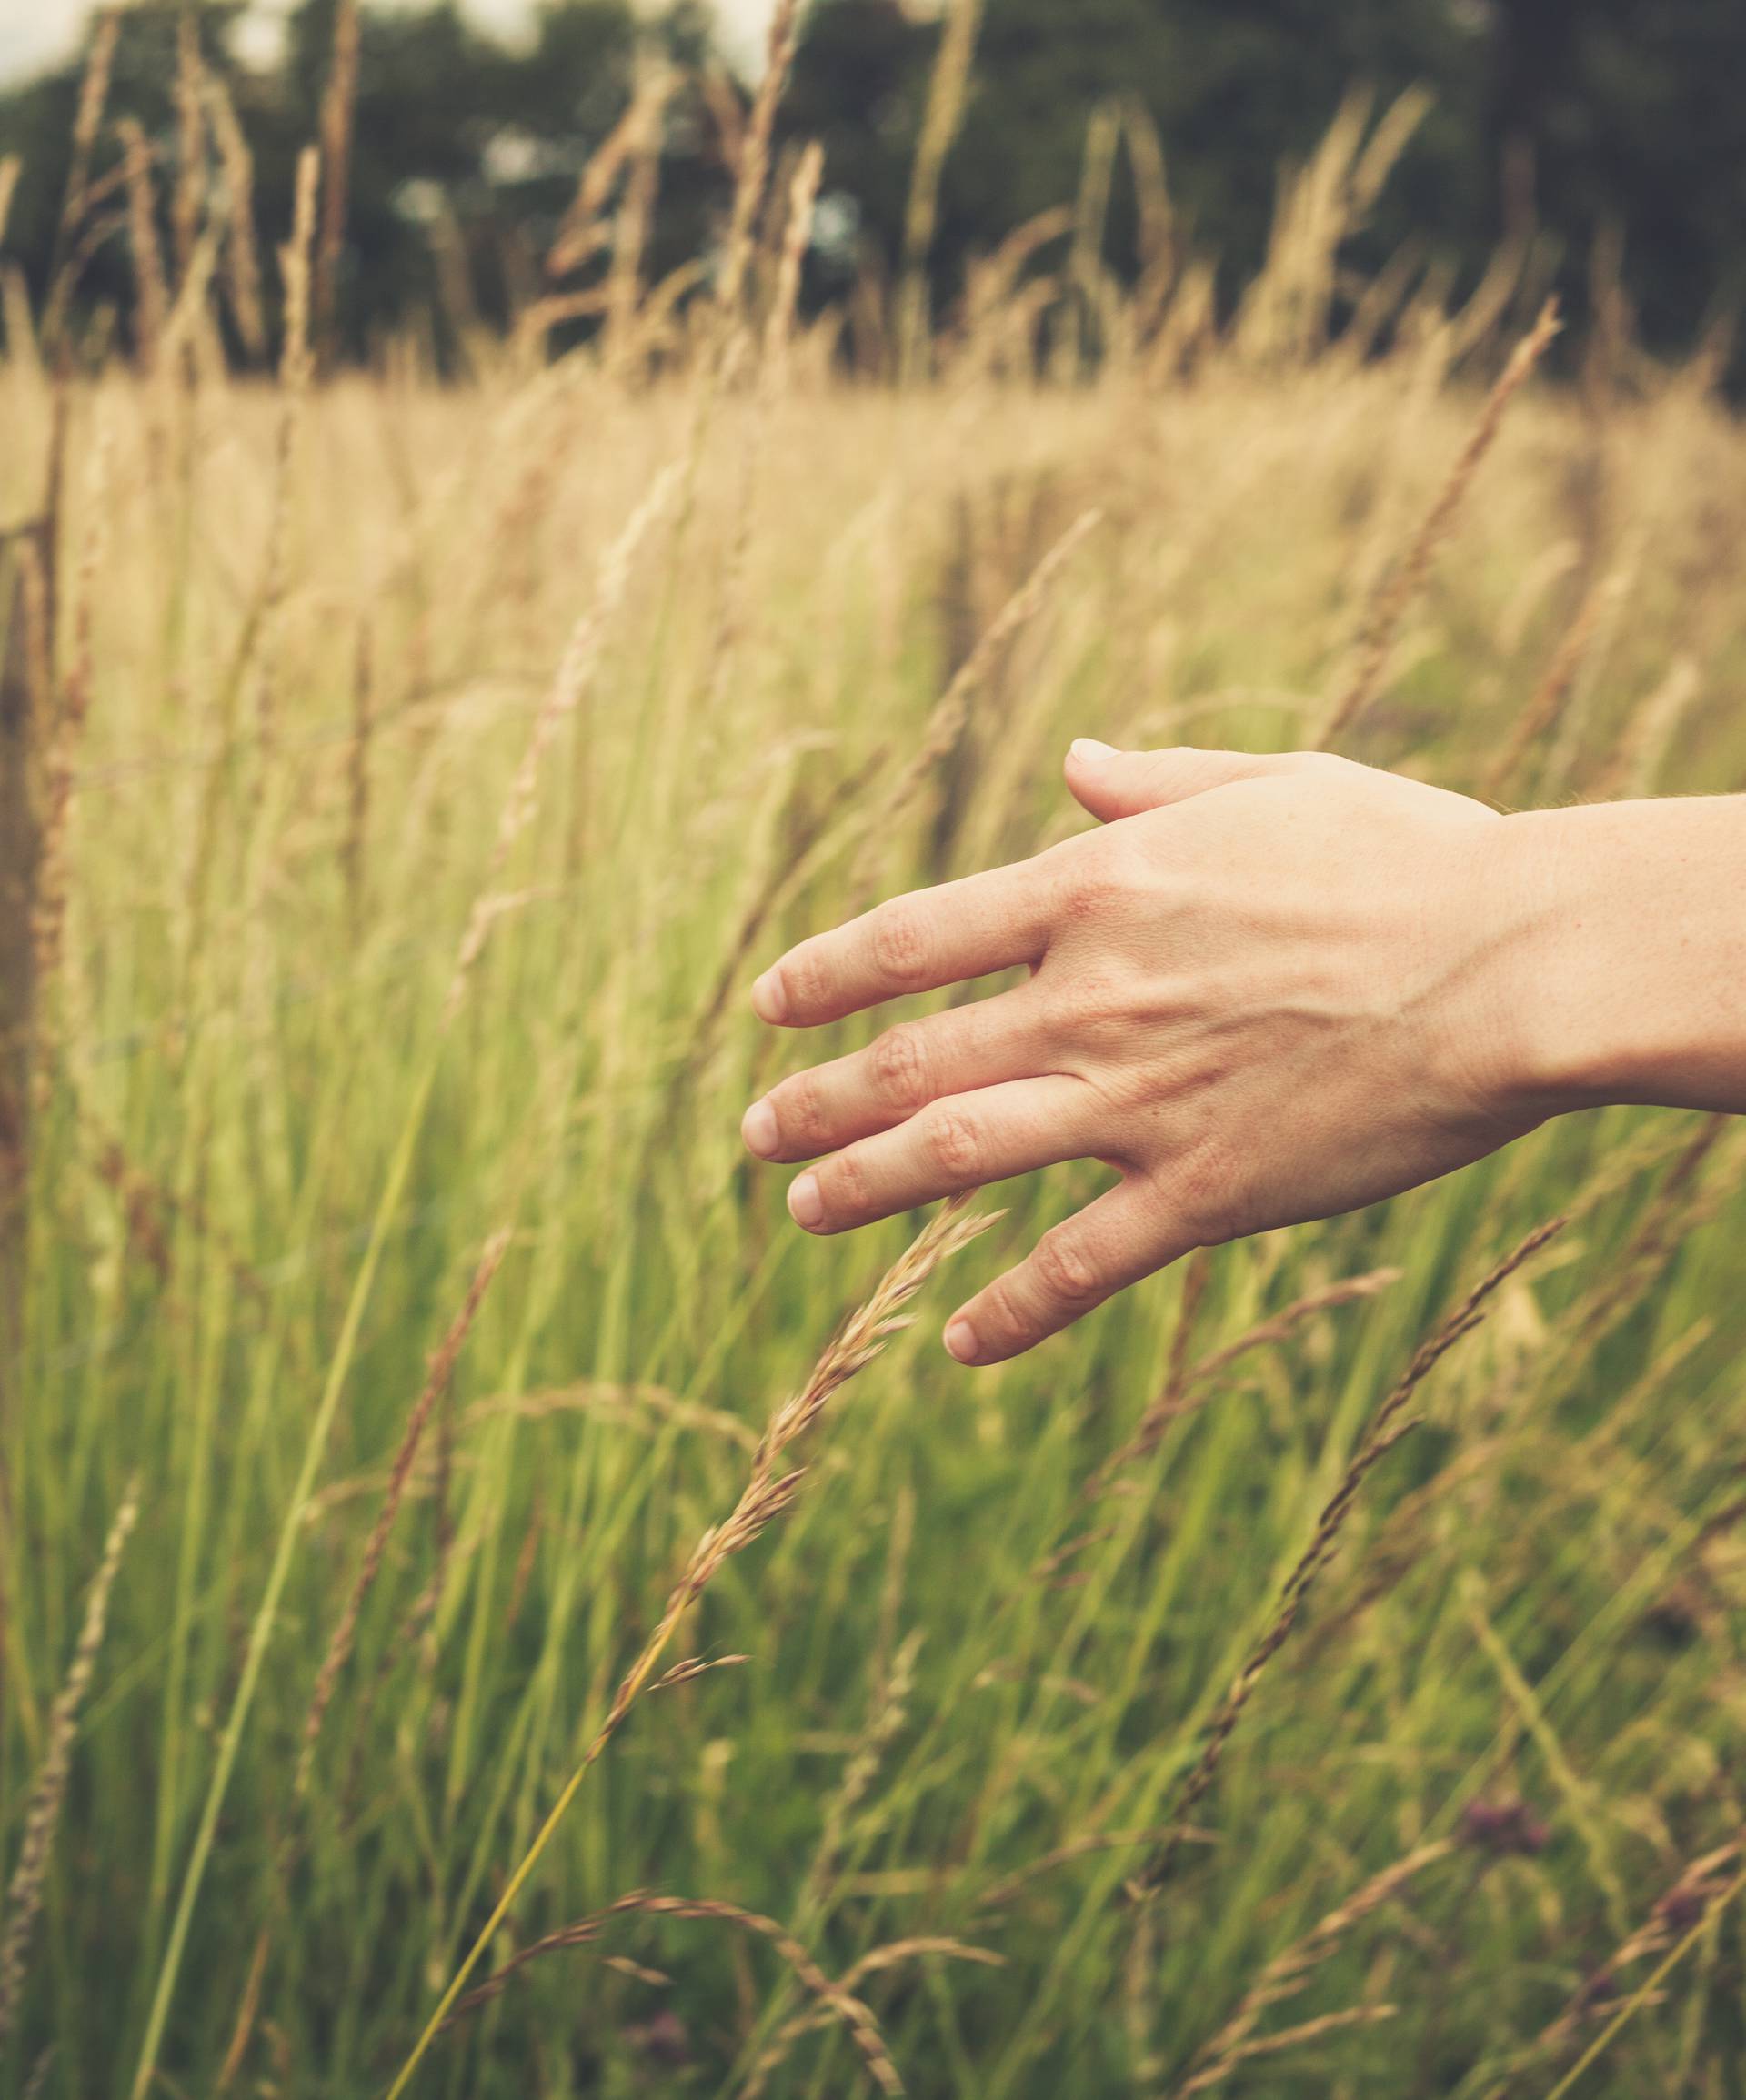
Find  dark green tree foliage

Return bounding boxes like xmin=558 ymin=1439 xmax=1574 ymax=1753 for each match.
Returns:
xmin=787 ymin=0 xmax=1490 ymax=312
xmin=1489 ymin=0 xmax=1746 ymax=358
xmin=0 ymin=5 xmax=245 ymax=348
xmin=0 ymin=0 xmax=1742 ymax=371
xmin=0 ymin=0 xmax=725 ymax=367
xmin=787 ymin=0 xmax=1745 ymax=368
xmin=280 ymin=0 xmax=526 ymax=347
xmin=276 ymin=0 xmax=720 ymax=357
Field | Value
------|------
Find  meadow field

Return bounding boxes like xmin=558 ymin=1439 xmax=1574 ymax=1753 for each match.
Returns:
xmin=5 ymin=71 xmax=1746 ymax=2100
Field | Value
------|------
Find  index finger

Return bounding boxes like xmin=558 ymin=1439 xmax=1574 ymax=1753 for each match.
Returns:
xmin=753 ymin=855 xmax=1062 ymax=1028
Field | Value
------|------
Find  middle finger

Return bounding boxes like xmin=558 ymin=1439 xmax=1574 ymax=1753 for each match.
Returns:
xmin=787 ymin=1073 xmax=1103 ymax=1234
xmin=743 ymin=986 xmax=1049 ymax=1164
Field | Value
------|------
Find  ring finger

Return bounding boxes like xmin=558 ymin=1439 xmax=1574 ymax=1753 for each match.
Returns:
xmin=745 ymin=989 xmax=1049 ymax=1164
xmin=787 ymin=1074 xmax=1100 ymax=1234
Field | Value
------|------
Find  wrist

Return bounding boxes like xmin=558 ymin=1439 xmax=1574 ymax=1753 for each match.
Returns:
xmin=1484 ymin=808 xmax=1622 ymax=1116
xmin=1430 ymin=809 xmax=1575 ymax=1128
xmin=1485 ymin=799 xmax=1746 ymax=1120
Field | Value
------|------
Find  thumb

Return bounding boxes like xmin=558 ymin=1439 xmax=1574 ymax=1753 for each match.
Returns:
xmin=1064 ymin=740 xmax=1301 ymax=822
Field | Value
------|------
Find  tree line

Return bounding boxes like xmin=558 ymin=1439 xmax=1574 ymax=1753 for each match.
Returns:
xmin=0 ymin=0 xmax=1741 ymax=377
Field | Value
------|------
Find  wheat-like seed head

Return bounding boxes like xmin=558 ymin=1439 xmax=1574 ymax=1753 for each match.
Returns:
xmin=741 ymin=1929 xmax=1004 ymax=2097
xmin=278 ymin=146 xmax=320 ymax=395
xmin=116 ymin=119 xmax=168 ymax=376
xmin=62 ymin=9 xmax=120 ymax=230
xmin=1172 ymin=1839 xmax=1456 ymax=2095
xmin=31 ymin=413 xmax=112 ymax=1082
xmin=443 ymin=460 xmax=684 ymax=1028
xmin=385 ymin=1199 xmax=996 ymax=2097
xmin=1129 ymin=1217 xmax=1567 ymax=1903
xmin=1485 ymin=558 xmax=1633 ymax=799
xmin=1515 ymin=1838 xmax=1746 ymax=2077
xmin=848 ymin=507 xmax=1102 ymax=900
xmin=762 ymin=140 xmax=825 ymax=393
xmin=1318 ymin=299 xmax=1561 ymax=749
xmin=898 ymin=0 xmax=984 ymax=377
xmin=0 ymin=1475 xmax=139 ymax=2041
xmin=602 ymin=57 xmax=677 ymax=381
xmin=313 ymin=0 xmax=360 ymax=370
xmin=295 ymin=1228 xmax=511 ymax=1797
xmin=171 ymin=9 xmax=208 ymax=292
xmin=717 ymin=0 xmax=805 ymax=329
xmin=204 ymin=74 xmax=266 ymax=358
xmin=442 ymin=1889 xmax=905 ymax=2091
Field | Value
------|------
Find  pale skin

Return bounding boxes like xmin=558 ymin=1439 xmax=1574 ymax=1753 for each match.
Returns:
xmin=740 ymin=742 xmax=1746 ymax=1367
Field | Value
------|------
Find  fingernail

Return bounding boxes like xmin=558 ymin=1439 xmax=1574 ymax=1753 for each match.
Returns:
xmin=944 ymin=1317 xmax=980 ymax=1364
xmin=741 ymin=1100 xmax=779 ymax=1159
xmin=751 ymin=969 xmax=788 ymax=1024
xmin=1069 ymin=738 xmax=1118 ymax=764
xmin=788 ymin=1172 xmax=824 ymax=1230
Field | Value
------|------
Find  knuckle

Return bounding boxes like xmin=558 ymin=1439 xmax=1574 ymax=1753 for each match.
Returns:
xmin=783 ymin=944 xmax=834 ymax=1015
xmin=924 ymin=1107 xmax=984 ymax=1179
xmin=870 ymin=901 xmax=934 ymax=988
xmin=1029 ymin=1227 xmax=1105 ymax=1309
xmin=824 ymin=1144 xmax=873 ymax=1217
xmin=778 ymin=1069 xmax=831 ymax=1150
xmin=1057 ymin=839 xmax=1144 ymax=926
xmin=1171 ymin=1143 xmax=1247 ymax=1247
xmin=869 ymin=1023 xmax=931 ymax=1110
xmin=1059 ymin=964 xmax=1132 ymax=1036
xmin=1059 ymin=866 xmax=1123 ymax=929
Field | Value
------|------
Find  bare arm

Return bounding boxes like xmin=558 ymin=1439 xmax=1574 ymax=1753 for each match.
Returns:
xmin=1501 ymin=793 xmax=1746 ymax=1117
xmin=741 ymin=743 xmax=1746 ymax=1366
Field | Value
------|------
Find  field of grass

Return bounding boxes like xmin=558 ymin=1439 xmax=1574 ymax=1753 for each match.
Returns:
xmin=5 ymin=140 xmax=1746 ymax=2099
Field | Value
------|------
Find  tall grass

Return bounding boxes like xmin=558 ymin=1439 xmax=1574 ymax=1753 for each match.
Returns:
xmin=2 ymin=69 xmax=1746 ymax=2100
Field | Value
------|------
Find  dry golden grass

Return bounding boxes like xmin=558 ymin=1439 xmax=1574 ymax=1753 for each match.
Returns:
xmin=2 ymin=66 xmax=1746 ymax=2100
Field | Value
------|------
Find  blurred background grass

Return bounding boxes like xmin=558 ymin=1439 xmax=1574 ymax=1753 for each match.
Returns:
xmin=3 ymin=5 xmax=1746 ymax=2097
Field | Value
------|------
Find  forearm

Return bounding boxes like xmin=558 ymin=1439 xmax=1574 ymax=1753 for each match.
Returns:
xmin=1500 ymin=797 xmax=1746 ymax=1118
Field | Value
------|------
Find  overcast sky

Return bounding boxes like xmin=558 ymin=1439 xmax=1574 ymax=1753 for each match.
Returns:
xmin=0 ymin=0 xmax=782 ymax=85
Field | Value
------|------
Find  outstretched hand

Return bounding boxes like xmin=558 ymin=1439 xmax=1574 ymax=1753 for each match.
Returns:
xmin=743 ymin=743 xmax=1555 ymax=1366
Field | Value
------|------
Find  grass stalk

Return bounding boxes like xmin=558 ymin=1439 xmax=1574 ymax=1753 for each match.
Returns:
xmin=385 ymin=1199 xmax=997 ymax=2097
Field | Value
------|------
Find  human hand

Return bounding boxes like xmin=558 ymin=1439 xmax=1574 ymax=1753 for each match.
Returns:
xmin=741 ymin=743 xmax=1556 ymax=1366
